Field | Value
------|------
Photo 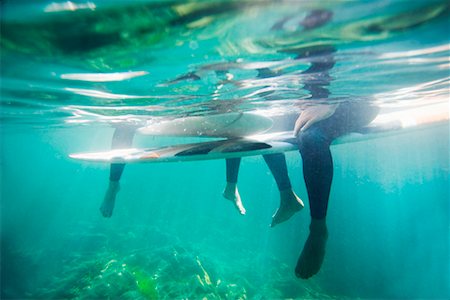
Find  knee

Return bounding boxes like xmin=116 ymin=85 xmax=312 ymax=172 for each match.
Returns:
xmin=296 ymin=128 xmax=328 ymax=152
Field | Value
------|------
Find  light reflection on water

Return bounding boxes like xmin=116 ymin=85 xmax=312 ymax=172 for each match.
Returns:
xmin=1 ymin=0 xmax=449 ymax=127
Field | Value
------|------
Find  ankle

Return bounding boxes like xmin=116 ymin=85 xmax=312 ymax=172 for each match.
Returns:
xmin=225 ymin=182 xmax=237 ymax=192
xmin=279 ymin=188 xmax=294 ymax=197
xmin=226 ymin=181 xmax=237 ymax=187
xmin=310 ymin=218 xmax=328 ymax=236
xmin=279 ymin=189 xmax=304 ymax=207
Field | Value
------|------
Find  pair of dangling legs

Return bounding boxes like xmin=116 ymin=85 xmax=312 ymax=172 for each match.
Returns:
xmin=223 ymin=154 xmax=304 ymax=227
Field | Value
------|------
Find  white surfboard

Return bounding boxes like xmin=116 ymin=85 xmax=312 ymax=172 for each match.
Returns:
xmin=70 ymin=102 xmax=448 ymax=163
xmin=138 ymin=112 xmax=274 ymax=137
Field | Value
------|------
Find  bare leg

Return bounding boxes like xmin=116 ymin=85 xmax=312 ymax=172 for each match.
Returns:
xmin=263 ymin=153 xmax=304 ymax=227
xmin=223 ymin=182 xmax=246 ymax=215
xmin=223 ymin=158 xmax=246 ymax=215
xmin=100 ymin=126 xmax=136 ymax=218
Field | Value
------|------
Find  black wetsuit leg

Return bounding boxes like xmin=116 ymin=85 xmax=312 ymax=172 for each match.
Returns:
xmin=297 ymin=102 xmax=378 ymax=219
xmin=263 ymin=153 xmax=292 ymax=191
xmin=226 ymin=154 xmax=292 ymax=191
xmin=109 ymin=126 xmax=137 ymax=182
xmin=226 ymin=158 xmax=241 ymax=183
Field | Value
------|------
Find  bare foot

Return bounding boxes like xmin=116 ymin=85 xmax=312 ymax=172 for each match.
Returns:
xmin=222 ymin=182 xmax=246 ymax=215
xmin=271 ymin=189 xmax=304 ymax=227
xmin=100 ymin=181 xmax=120 ymax=218
xmin=295 ymin=219 xmax=328 ymax=279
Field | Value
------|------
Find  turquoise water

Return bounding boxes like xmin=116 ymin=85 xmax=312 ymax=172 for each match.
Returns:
xmin=1 ymin=0 xmax=449 ymax=299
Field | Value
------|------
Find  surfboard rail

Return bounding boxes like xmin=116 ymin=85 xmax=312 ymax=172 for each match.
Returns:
xmin=70 ymin=102 xmax=448 ymax=163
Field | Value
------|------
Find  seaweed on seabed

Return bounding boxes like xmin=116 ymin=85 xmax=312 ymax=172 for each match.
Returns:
xmin=131 ymin=268 xmax=159 ymax=300
xmin=31 ymin=254 xmax=154 ymax=299
xmin=190 ymin=256 xmax=247 ymax=299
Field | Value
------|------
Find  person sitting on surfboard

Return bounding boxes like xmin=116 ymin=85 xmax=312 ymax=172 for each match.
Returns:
xmin=221 ymin=42 xmax=378 ymax=279
xmin=211 ymin=10 xmax=377 ymax=279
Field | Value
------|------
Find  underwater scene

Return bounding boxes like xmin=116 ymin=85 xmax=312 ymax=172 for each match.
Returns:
xmin=1 ymin=0 xmax=449 ymax=299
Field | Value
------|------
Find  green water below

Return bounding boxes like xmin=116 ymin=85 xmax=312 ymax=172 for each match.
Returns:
xmin=1 ymin=123 xmax=448 ymax=299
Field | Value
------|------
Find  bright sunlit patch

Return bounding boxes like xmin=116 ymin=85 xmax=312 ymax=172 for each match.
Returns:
xmin=65 ymin=88 xmax=149 ymax=99
xmin=381 ymin=57 xmax=450 ymax=65
xmin=374 ymin=78 xmax=450 ymax=107
xmin=61 ymin=71 xmax=148 ymax=82
xmin=246 ymin=131 xmax=288 ymax=141
xmin=372 ymin=102 xmax=449 ymax=128
xmin=62 ymin=105 xmax=154 ymax=125
xmin=44 ymin=1 xmax=96 ymax=12
xmin=69 ymin=148 xmax=139 ymax=161
xmin=379 ymin=44 xmax=450 ymax=59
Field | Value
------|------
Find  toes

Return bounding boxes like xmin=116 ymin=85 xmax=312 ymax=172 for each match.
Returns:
xmin=295 ymin=267 xmax=315 ymax=279
xmin=270 ymin=207 xmax=293 ymax=227
xmin=295 ymin=257 xmax=315 ymax=279
xmin=100 ymin=208 xmax=112 ymax=218
xmin=271 ymin=213 xmax=283 ymax=227
xmin=236 ymin=202 xmax=246 ymax=215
